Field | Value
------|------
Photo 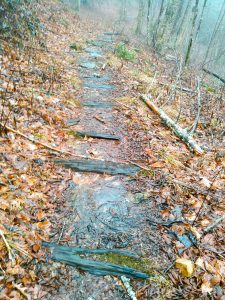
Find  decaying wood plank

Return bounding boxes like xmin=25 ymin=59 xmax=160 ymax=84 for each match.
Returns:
xmin=140 ymin=95 xmax=204 ymax=155
xmin=43 ymin=243 xmax=149 ymax=279
xmin=75 ymin=131 xmax=120 ymax=140
xmin=82 ymin=100 xmax=116 ymax=108
xmin=54 ymin=158 xmax=140 ymax=175
xmin=43 ymin=242 xmax=140 ymax=258
xmin=84 ymin=83 xmax=115 ymax=90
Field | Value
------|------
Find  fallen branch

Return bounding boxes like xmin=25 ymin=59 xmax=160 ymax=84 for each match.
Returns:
xmin=203 ymin=68 xmax=225 ymax=84
xmin=140 ymin=95 xmax=204 ymax=155
xmin=202 ymin=213 xmax=225 ymax=235
xmin=121 ymin=276 xmax=137 ymax=300
xmin=169 ymin=178 xmax=219 ymax=202
xmin=0 ymin=123 xmax=73 ymax=156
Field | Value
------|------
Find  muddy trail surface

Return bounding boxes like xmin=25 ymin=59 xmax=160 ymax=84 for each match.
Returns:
xmin=43 ymin=33 xmax=171 ymax=300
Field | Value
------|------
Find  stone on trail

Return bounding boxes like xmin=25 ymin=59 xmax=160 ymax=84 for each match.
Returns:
xmin=54 ymin=159 xmax=140 ymax=175
xmin=75 ymin=131 xmax=120 ymax=140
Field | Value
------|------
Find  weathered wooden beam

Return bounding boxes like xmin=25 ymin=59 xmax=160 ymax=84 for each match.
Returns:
xmin=84 ymin=83 xmax=115 ymax=90
xmin=43 ymin=243 xmax=149 ymax=279
xmin=82 ymin=100 xmax=116 ymax=109
xmin=54 ymin=158 xmax=140 ymax=175
xmin=43 ymin=242 xmax=140 ymax=259
xmin=75 ymin=131 xmax=120 ymax=140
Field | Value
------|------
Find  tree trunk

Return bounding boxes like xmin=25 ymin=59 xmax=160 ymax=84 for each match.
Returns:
xmin=152 ymin=0 xmax=165 ymax=49
xmin=146 ymin=0 xmax=152 ymax=45
xmin=135 ymin=0 xmax=145 ymax=35
xmin=185 ymin=0 xmax=200 ymax=65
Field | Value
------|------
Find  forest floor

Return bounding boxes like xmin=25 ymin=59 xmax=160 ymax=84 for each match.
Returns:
xmin=0 ymin=1 xmax=224 ymax=300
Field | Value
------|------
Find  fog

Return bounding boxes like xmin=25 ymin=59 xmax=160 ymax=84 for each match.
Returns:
xmin=65 ymin=0 xmax=225 ymax=78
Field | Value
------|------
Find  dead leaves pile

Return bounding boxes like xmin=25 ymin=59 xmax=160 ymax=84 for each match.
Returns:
xmin=112 ymin=51 xmax=225 ymax=297
xmin=0 ymin=1 xmax=93 ymax=298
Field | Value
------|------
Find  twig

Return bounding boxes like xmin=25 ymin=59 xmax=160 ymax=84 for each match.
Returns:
xmin=114 ymin=99 xmax=132 ymax=110
xmin=13 ymin=283 xmax=30 ymax=300
xmin=161 ymin=56 xmax=183 ymax=108
xmin=94 ymin=115 xmax=106 ymax=124
xmin=168 ymin=178 xmax=220 ymax=201
xmin=57 ymin=221 xmax=66 ymax=244
xmin=128 ymin=160 xmax=154 ymax=173
xmin=0 ymin=123 xmax=73 ymax=156
xmin=0 ymin=229 xmax=13 ymax=260
xmin=202 ymin=213 xmax=225 ymax=235
xmin=189 ymin=77 xmax=201 ymax=135
xmin=121 ymin=276 xmax=137 ymax=300
xmin=192 ymin=169 xmax=221 ymax=226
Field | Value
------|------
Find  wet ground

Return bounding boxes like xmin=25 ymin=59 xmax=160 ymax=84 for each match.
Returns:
xmin=45 ymin=33 xmax=170 ymax=300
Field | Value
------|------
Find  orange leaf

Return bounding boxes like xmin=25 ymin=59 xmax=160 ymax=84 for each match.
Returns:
xmin=32 ymin=244 xmax=40 ymax=253
xmin=36 ymin=220 xmax=50 ymax=230
xmin=151 ymin=161 xmax=164 ymax=168
xmin=36 ymin=211 xmax=45 ymax=221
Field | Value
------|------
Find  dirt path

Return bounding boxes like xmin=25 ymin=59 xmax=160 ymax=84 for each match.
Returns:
xmin=42 ymin=33 xmax=171 ymax=300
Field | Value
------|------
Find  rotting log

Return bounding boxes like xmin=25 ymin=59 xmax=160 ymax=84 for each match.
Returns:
xmin=43 ymin=242 xmax=140 ymax=259
xmin=43 ymin=244 xmax=149 ymax=279
xmin=82 ymin=100 xmax=116 ymax=109
xmin=140 ymin=95 xmax=204 ymax=155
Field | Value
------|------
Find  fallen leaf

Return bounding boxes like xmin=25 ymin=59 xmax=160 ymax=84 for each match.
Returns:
xmin=151 ymin=161 xmax=164 ymax=168
xmin=176 ymin=258 xmax=195 ymax=277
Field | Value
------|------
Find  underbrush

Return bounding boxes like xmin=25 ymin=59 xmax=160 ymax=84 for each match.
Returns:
xmin=0 ymin=0 xmax=40 ymax=41
xmin=115 ymin=42 xmax=137 ymax=61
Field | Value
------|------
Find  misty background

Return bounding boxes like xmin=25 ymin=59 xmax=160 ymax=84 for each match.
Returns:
xmin=63 ymin=0 xmax=225 ymax=81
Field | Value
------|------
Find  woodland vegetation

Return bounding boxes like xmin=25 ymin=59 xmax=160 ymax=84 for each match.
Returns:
xmin=0 ymin=0 xmax=224 ymax=299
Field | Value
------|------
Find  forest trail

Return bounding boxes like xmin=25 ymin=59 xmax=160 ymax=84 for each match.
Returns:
xmin=44 ymin=32 xmax=170 ymax=300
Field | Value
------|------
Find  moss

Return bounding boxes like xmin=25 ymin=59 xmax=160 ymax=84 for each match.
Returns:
xmin=33 ymin=133 xmax=44 ymax=139
xmin=139 ymin=169 xmax=155 ymax=177
xmin=70 ymin=43 xmax=83 ymax=51
xmin=65 ymin=99 xmax=81 ymax=107
xmin=66 ymin=130 xmax=82 ymax=138
xmin=203 ymin=84 xmax=216 ymax=93
xmin=96 ymin=253 xmax=155 ymax=276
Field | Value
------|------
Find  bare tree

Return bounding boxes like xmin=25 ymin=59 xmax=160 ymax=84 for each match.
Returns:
xmin=135 ymin=0 xmax=145 ymax=35
xmin=185 ymin=0 xmax=200 ymax=65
